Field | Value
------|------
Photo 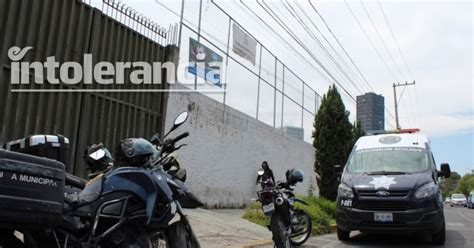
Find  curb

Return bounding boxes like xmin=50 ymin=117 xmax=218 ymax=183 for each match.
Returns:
xmin=236 ymin=239 xmax=273 ymax=248
xmin=239 ymin=224 xmax=337 ymax=248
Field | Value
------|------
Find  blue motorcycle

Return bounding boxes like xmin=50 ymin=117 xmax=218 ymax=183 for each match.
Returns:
xmin=2 ymin=112 xmax=202 ymax=248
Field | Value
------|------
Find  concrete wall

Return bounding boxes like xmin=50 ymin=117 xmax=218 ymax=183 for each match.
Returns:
xmin=164 ymin=86 xmax=318 ymax=208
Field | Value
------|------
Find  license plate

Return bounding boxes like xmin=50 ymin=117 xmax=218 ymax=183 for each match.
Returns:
xmin=263 ymin=203 xmax=275 ymax=214
xmin=374 ymin=212 xmax=393 ymax=223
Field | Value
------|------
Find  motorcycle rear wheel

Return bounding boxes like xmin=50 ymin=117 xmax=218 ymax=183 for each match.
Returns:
xmin=270 ymin=215 xmax=291 ymax=248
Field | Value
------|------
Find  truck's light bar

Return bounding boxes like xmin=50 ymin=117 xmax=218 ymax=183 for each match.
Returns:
xmin=367 ymin=128 xmax=420 ymax=135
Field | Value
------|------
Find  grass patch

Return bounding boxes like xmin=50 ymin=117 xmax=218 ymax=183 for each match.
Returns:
xmin=242 ymin=201 xmax=270 ymax=226
xmin=242 ymin=196 xmax=336 ymax=236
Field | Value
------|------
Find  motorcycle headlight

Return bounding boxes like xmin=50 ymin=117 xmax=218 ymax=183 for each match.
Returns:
xmin=415 ymin=182 xmax=438 ymax=199
xmin=338 ymin=183 xmax=354 ymax=198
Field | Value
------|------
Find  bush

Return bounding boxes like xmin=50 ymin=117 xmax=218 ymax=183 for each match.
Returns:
xmin=242 ymin=202 xmax=270 ymax=226
xmin=243 ymin=196 xmax=336 ymax=236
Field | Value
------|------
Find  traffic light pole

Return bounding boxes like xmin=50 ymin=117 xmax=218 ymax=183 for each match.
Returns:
xmin=393 ymin=81 xmax=416 ymax=130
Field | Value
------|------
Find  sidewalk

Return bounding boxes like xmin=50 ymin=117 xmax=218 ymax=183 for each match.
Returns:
xmin=186 ymin=208 xmax=272 ymax=248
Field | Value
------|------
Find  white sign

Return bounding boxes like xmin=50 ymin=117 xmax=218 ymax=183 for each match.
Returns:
xmin=232 ymin=24 xmax=257 ymax=65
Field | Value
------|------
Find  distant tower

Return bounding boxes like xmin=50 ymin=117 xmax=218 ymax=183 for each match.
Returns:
xmin=356 ymin=92 xmax=385 ymax=132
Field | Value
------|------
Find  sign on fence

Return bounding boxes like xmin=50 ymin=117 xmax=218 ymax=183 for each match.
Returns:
xmin=232 ymin=23 xmax=257 ymax=65
xmin=188 ymin=38 xmax=223 ymax=87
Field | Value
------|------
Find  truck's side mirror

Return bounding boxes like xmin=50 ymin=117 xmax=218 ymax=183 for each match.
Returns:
xmin=439 ymin=163 xmax=451 ymax=178
xmin=334 ymin=165 xmax=343 ymax=179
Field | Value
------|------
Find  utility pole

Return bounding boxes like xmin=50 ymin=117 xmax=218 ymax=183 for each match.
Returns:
xmin=393 ymin=81 xmax=415 ymax=130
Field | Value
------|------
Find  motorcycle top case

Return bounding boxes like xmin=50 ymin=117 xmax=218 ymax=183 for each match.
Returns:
xmin=0 ymin=149 xmax=65 ymax=229
xmin=4 ymin=134 xmax=70 ymax=171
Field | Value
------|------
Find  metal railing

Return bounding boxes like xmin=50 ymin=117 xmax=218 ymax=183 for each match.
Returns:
xmin=166 ymin=0 xmax=322 ymax=142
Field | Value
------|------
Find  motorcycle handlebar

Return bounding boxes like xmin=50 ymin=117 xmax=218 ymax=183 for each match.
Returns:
xmin=171 ymin=131 xmax=189 ymax=144
xmin=65 ymin=173 xmax=87 ymax=189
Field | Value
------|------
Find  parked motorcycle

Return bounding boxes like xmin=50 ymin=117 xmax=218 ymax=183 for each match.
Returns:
xmin=0 ymin=111 xmax=202 ymax=248
xmin=256 ymin=169 xmax=312 ymax=248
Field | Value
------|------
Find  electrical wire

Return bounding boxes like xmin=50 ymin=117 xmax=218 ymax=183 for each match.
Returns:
xmin=359 ymin=0 xmax=406 ymax=81
xmin=237 ymin=0 xmax=335 ymax=91
xmin=282 ymin=0 xmax=366 ymax=97
xmin=343 ymin=0 xmax=400 ymax=82
xmin=307 ymin=0 xmax=397 ymax=129
xmin=307 ymin=0 xmax=374 ymax=93
xmin=377 ymin=0 xmax=415 ymax=80
xmin=294 ymin=1 xmax=369 ymax=94
xmin=257 ymin=0 xmax=357 ymax=103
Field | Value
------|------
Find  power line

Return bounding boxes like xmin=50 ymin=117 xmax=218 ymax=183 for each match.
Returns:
xmin=343 ymin=0 xmax=399 ymax=82
xmin=235 ymin=0 xmax=341 ymax=94
xmin=307 ymin=0 xmax=397 ymax=129
xmin=307 ymin=0 xmax=375 ymax=93
xmin=280 ymin=0 xmax=365 ymax=96
xmin=359 ymin=0 xmax=406 ymax=81
xmin=293 ymin=1 xmax=369 ymax=94
xmin=257 ymin=0 xmax=357 ymax=102
xmin=377 ymin=0 xmax=415 ymax=80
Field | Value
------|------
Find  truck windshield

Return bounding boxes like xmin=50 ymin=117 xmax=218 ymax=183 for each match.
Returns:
xmin=347 ymin=147 xmax=430 ymax=174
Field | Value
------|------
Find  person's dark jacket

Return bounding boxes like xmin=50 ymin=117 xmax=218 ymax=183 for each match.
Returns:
xmin=256 ymin=169 xmax=275 ymax=185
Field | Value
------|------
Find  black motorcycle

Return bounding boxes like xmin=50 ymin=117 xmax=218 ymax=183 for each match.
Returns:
xmin=256 ymin=169 xmax=312 ymax=248
xmin=1 ymin=111 xmax=202 ymax=248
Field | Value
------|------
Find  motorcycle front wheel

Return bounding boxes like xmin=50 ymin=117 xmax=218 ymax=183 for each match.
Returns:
xmin=289 ymin=210 xmax=312 ymax=246
xmin=270 ymin=215 xmax=291 ymax=248
xmin=167 ymin=221 xmax=193 ymax=248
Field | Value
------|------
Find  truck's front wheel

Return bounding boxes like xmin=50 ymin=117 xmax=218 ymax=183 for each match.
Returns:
xmin=431 ymin=220 xmax=446 ymax=245
xmin=337 ymin=227 xmax=350 ymax=241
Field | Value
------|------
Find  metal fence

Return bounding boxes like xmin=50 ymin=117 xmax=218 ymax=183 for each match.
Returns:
xmin=0 ymin=0 xmax=176 ymax=177
xmin=163 ymin=0 xmax=322 ymax=142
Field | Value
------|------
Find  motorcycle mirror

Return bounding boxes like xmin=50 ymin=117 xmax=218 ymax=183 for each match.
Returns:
xmin=164 ymin=112 xmax=189 ymax=139
xmin=174 ymin=112 xmax=189 ymax=126
xmin=257 ymin=169 xmax=264 ymax=176
xmin=89 ymin=149 xmax=106 ymax=161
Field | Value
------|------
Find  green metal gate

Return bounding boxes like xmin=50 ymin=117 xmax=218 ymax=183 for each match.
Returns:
xmin=0 ymin=0 xmax=175 ymax=176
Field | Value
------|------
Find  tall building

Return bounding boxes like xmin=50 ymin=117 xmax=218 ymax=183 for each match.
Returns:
xmin=356 ymin=92 xmax=385 ymax=132
xmin=281 ymin=126 xmax=304 ymax=140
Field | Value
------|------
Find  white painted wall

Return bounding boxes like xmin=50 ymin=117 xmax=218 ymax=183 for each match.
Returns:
xmin=164 ymin=86 xmax=318 ymax=208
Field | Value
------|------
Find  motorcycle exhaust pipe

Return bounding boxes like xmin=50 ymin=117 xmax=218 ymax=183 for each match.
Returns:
xmin=275 ymin=196 xmax=284 ymax=206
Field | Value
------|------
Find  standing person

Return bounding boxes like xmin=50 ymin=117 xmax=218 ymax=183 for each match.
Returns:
xmin=256 ymin=161 xmax=276 ymax=186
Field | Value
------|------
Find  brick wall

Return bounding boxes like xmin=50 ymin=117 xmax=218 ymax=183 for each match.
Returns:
xmin=164 ymin=86 xmax=318 ymax=208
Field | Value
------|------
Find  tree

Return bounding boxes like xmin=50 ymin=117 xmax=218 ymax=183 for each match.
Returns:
xmin=350 ymin=121 xmax=365 ymax=152
xmin=439 ymin=171 xmax=461 ymax=198
xmin=313 ymin=85 xmax=352 ymax=201
xmin=454 ymin=173 xmax=474 ymax=196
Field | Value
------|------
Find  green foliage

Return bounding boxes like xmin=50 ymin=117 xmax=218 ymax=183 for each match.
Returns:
xmin=351 ymin=121 xmax=365 ymax=150
xmin=295 ymin=202 xmax=332 ymax=235
xmin=313 ymin=85 xmax=353 ymax=201
xmin=242 ymin=202 xmax=270 ymax=226
xmin=454 ymin=173 xmax=474 ymax=196
xmin=307 ymin=177 xmax=316 ymax=196
xmin=440 ymin=171 xmax=461 ymax=198
xmin=242 ymin=197 xmax=336 ymax=236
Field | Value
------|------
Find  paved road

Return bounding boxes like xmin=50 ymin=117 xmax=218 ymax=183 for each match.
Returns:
xmin=187 ymin=208 xmax=271 ymax=248
xmin=302 ymin=206 xmax=474 ymax=248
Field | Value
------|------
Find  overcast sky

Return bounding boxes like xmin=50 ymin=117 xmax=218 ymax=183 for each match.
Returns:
xmin=90 ymin=0 xmax=473 ymax=175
